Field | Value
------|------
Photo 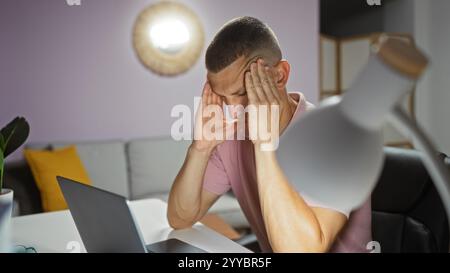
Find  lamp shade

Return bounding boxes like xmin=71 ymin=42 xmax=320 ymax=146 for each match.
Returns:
xmin=277 ymin=37 xmax=425 ymax=213
xmin=278 ymin=95 xmax=384 ymax=213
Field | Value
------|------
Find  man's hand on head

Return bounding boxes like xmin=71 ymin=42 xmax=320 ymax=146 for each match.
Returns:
xmin=245 ymin=58 xmax=295 ymax=151
xmin=192 ymin=82 xmax=236 ymax=153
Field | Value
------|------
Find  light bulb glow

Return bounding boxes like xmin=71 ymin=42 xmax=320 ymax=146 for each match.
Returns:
xmin=149 ymin=19 xmax=190 ymax=54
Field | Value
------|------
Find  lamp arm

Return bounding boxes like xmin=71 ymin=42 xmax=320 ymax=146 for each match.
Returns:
xmin=390 ymin=105 xmax=450 ymax=251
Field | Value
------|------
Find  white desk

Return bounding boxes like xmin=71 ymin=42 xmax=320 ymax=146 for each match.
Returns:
xmin=11 ymin=199 xmax=251 ymax=253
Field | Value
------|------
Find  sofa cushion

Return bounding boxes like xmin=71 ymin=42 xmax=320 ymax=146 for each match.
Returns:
xmin=23 ymin=145 xmax=93 ymax=211
xmin=127 ymin=138 xmax=190 ymax=199
xmin=52 ymin=141 xmax=129 ymax=198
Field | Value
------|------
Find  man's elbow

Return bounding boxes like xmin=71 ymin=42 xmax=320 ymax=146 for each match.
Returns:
xmin=167 ymin=211 xmax=196 ymax=230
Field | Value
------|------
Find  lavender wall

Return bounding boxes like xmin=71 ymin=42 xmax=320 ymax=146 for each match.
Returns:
xmin=0 ymin=0 xmax=319 ymax=160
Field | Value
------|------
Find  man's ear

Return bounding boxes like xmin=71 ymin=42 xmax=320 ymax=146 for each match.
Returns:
xmin=273 ymin=60 xmax=290 ymax=89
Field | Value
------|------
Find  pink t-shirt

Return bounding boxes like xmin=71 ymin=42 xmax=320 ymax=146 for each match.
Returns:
xmin=202 ymin=92 xmax=372 ymax=253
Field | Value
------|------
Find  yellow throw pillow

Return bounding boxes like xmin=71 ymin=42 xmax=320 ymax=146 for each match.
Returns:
xmin=24 ymin=145 xmax=92 ymax=212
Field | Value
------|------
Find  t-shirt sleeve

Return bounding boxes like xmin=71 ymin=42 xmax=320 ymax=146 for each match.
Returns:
xmin=291 ymin=92 xmax=315 ymax=121
xmin=202 ymin=148 xmax=231 ymax=196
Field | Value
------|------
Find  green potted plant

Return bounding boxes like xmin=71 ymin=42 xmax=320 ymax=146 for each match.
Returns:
xmin=0 ymin=117 xmax=30 ymax=217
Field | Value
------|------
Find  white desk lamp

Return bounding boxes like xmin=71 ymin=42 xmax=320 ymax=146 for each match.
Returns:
xmin=278 ymin=36 xmax=450 ymax=234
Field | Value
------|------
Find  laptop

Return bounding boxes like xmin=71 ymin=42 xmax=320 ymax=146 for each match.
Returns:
xmin=57 ymin=176 xmax=207 ymax=253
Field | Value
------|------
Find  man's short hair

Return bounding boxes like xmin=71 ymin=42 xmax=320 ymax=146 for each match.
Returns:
xmin=205 ymin=16 xmax=282 ymax=73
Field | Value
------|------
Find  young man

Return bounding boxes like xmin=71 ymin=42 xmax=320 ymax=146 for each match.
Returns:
xmin=167 ymin=16 xmax=372 ymax=253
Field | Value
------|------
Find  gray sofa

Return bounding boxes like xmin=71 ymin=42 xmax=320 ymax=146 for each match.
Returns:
xmin=3 ymin=137 xmax=249 ymax=229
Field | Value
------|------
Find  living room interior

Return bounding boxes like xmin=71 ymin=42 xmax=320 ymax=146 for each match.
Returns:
xmin=1 ymin=0 xmax=450 ymax=254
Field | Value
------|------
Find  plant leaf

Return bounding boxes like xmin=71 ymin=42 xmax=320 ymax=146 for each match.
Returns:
xmin=1 ymin=117 xmax=30 ymax=158
xmin=0 ymin=150 xmax=4 ymax=191
xmin=4 ymin=124 xmax=17 ymax=148
xmin=0 ymin=133 xmax=5 ymax=152
xmin=1 ymin=117 xmax=20 ymax=145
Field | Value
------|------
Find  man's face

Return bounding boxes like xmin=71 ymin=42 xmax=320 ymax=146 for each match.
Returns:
xmin=206 ymin=55 xmax=261 ymax=135
xmin=207 ymin=55 xmax=260 ymax=108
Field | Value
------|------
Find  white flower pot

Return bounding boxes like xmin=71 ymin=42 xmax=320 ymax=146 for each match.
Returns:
xmin=0 ymin=188 xmax=14 ymax=253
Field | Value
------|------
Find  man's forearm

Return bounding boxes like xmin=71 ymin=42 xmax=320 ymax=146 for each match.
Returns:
xmin=167 ymin=144 xmax=214 ymax=228
xmin=253 ymin=148 xmax=331 ymax=252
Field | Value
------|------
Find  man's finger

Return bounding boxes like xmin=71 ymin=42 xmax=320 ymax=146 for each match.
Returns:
xmin=206 ymin=84 xmax=212 ymax=105
xmin=269 ymin=68 xmax=288 ymax=101
xmin=217 ymin=94 xmax=222 ymax=106
xmin=201 ymin=82 xmax=210 ymax=108
xmin=211 ymin=91 xmax=219 ymax=105
xmin=264 ymin=67 xmax=282 ymax=102
xmin=258 ymin=62 xmax=277 ymax=103
xmin=251 ymin=62 xmax=267 ymax=103
xmin=216 ymin=93 xmax=222 ymax=106
xmin=245 ymin=71 xmax=259 ymax=104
